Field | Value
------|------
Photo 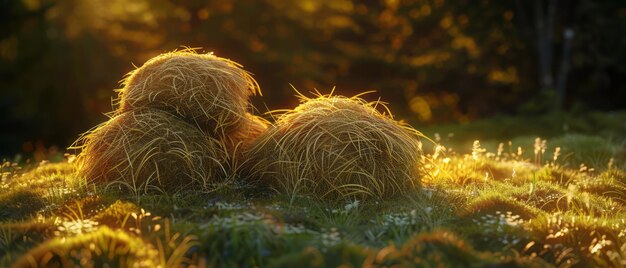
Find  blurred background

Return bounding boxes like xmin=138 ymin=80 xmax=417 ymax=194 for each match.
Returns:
xmin=1 ymin=0 xmax=625 ymax=160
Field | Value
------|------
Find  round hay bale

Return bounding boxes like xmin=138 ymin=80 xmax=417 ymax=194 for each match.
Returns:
xmin=76 ymin=109 xmax=227 ymax=194
xmin=117 ymin=51 xmax=260 ymax=136
xmin=243 ymin=95 xmax=423 ymax=201
xmin=222 ymin=113 xmax=269 ymax=162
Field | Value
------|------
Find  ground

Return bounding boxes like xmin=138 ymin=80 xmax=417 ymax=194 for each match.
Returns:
xmin=1 ymin=112 xmax=625 ymax=267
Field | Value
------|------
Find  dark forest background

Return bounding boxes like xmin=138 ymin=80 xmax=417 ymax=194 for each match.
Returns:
xmin=1 ymin=0 xmax=625 ymax=158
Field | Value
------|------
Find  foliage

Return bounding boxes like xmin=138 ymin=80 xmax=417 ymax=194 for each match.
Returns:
xmin=1 ymin=0 xmax=625 ymax=156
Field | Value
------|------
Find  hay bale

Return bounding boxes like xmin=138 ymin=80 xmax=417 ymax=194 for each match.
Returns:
xmin=117 ymin=51 xmax=260 ymax=136
xmin=222 ymin=113 xmax=269 ymax=162
xmin=75 ymin=109 xmax=227 ymax=194
xmin=243 ymin=95 xmax=423 ymax=201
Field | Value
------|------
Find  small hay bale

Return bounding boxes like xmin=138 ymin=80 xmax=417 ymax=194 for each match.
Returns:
xmin=117 ymin=51 xmax=260 ymax=135
xmin=243 ymin=95 xmax=423 ymax=201
xmin=75 ymin=109 xmax=227 ymax=194
xmin=222 ymin=113 xmax=269 ymax=162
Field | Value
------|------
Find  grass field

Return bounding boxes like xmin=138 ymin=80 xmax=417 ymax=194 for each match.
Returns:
xmin=1 ymin=112 xmax=625 ymax=267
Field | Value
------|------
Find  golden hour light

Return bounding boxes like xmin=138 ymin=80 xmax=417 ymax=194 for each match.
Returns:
xmin=1 ymin=0 xmax=625 ymax=267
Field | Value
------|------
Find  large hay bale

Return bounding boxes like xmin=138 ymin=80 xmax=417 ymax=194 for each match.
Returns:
xmin=116 ymin=51 xmax=260 ymax=136
xmin=76 ymin=109 xmax=227 ymax=194
xmin=243 ymin=95 xmax=423 ymax=201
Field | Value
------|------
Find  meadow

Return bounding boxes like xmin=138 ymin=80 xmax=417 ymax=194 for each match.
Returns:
xmin=3 ymin=1 xmax=625 ymax=267
xmin=1 ymin=112 xmax=625 ymax=267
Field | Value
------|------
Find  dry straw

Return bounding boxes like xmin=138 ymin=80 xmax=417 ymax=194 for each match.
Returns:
xmin=243 ymin=92 xmax=423 ymax=201
xmin=222 ymin=113 xmax=269 ymax=163
xmin=116 ymin=50 xmax=261 ymax=136
xmin=74 ymin=109 xmax=228 ymax=195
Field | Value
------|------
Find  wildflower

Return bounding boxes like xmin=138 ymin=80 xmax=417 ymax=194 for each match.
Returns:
xmin=553 ymin=147 xmax=561 ymax=163
xmin=472 ymin=140 xmax=486 ymax=160
xmin=318 ymin=228 xmax=341 ymax=249
xmin=496 ymin=143 xmax=504 ymax=160
xmin=56 ymin=219 xmax=99 ymax=235
xmin=344 ymin=200 xmax=360 ymax=212
xmin=533 ymin=137 xmax=547 ymax=165
xmin=534 ymin=138 xmax=541 ymax=156
xmin=579 ymin=164 xmax=588 ymax=173
xmin=433 ymin=145 xmax=445 ymax=160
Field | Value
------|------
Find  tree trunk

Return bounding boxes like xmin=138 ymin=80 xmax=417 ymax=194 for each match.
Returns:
xmin=556 ymin=28 xmax=574 ymax=109
xmin=534 ymin=0 xmax=557 ymax=92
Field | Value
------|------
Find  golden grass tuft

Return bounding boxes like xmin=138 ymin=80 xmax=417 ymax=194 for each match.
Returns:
xmin=75 ymin=109 xmax=227 ymax=195
xmin=116 ymin=50 xmax=260 ymax=135
xmin=13 ymin=226 xmax=158 ymax=267
xmin=243 ymin=94 xmax=423 ymax=201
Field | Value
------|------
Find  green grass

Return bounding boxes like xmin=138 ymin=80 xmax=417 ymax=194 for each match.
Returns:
xmin=1 ymin=112 xmax=626 ymax=267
